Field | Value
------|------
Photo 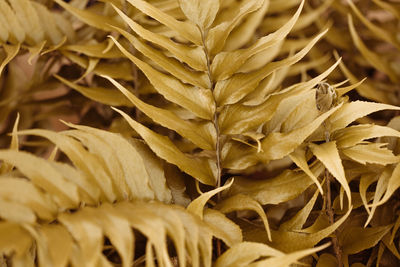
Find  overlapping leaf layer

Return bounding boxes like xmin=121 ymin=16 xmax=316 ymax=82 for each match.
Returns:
xmin=1 ymin=0 xmax=400 ymax=266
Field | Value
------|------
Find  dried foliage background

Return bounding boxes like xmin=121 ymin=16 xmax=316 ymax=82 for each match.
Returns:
xmin=1 ymin=0 xmax=400 ymax=266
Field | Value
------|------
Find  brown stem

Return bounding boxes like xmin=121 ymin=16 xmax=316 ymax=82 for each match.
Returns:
xmin=323 ymin=123 xmax=343 ymax=267
xmin=325 ymin=170 xmax=343 ymax=267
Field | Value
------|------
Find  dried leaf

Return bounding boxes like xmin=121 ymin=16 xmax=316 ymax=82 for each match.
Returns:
xmin=105 ymin=76 xmax=216 ymax=150
xmin=187 ymin=178 xmax=234 ymax=219
xmin=54 ymin=0 xmax=122 ymax=31
xmin=328 ymin=101 xmax=400 ymax=132
xmin=340 ymin=225 xmax=392 ymax=255
xmin=260 ymin=104 xmax=342 ymax=162
xmin=203 ymin=209 xmax=242 ymax=247
xmin=211 ymin=0 xmax=304 ymax=81
xmin=342 ymin=143 xmax=399 ymax=165
xmin=310 ymin=141 xmax=351 ymax=209
xmin=214 ymin=29 xmax=327 ymax=106
xmin=0 ymin=150 xmax=79 ymax=209
xmin=216 ymin=194 xmax=272 ymax=241
xmin=126 ymin=0 xmax=202 ymax=44
xmin=215 ymin=242 xmax=283 ymax=267
xmin=113 ymin=5 xmax=207 ymax=71
xmin=227 ymin=163 xmax=325 ymax=205
xmin=333 ymin=124 xmax=400 ymax=148
xmin=206 ymin=0 xmax=264 ymax=55
xmin=113 ymin=108 xmax=217 ymax=185
xmin=178 ymin=0 xmax=219 ymax=30
xmin=109 ymin=36 xmax=215 ymax=120
xmin=0 ymin=44 xmax=20 ymax=76
xmin=55 ymin=75 xmax=133 ymax=107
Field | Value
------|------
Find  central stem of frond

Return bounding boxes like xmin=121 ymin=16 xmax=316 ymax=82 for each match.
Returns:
xmin=201 ymin=31 xmax=222 ymax=199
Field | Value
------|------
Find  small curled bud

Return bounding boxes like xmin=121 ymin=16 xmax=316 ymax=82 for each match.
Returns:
xmin=316 ymin=82 xmax=337 ymax=112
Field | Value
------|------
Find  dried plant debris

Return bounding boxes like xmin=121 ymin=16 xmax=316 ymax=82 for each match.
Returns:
xmin=0 ymin=0 xmax=400 ymax=266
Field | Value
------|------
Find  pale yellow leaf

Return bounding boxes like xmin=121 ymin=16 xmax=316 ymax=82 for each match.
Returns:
xmin=372 ymin=163 xmax=400 ymax=209
xmin=328 ymin=101 xmax=400 ymax=132
xmin=260 ymin=104 xmax=342 ymax=162
xmin=36 ymin=225 xmax=73 ymax=267
xmin=110 ymin=27 xmax=209 ymax=88
xmin=290 ymin=147 xmax=323 ymax=194
xmin=336 ymin=78 xmax=366 ymax=97
xmin=0 ymin=199 xmax=36 ymax=223
xmin=0 ymin=44 xmax=20 ymax=76
xmin=280 ymin=189 xmax=320 ymax=231
xmin=49 ymin=161 xmax=100 ymax=205
xmin=126 ymin=0 xmax=202 ymax=44
xmin=310 ymin=141 xmax=351 ymax=209
xmin=187 ymin=178 xmax=234 ymax=219
xmin=164 ymin=164 xmax=191 ymax=207
xmin=109 ymin=36 xmax=215 ymax=120
xmin=0 ymin=150 xmax=79 ymax=209
xmin=63 ymin=122 xmax=169 ymax=202
xmin=62 ymin=51 xmax=133 ymax=80
xmin=281 ymin=90 xmax=319 ymax=133
xmin=41 ymin=36 xmax=67 ymax=56
xmin=223 ymin=0 xmax=270 ymax=51
xmin=265 ymin=90 xmax=315 ymax=133
xmin=215 ymin=242 xmax=283 ymax=267
xmin=364 ymin=168 xmax=391 ymax=226
xmin=54 ymin=0 xmax=123 ymax=31
xmin=97 ymin=204 xmax=134 ymax=267
xmin=127 ymin=139 xmax=172 ymax=203
xmin=58 ymin=210 xmax=103 ymax=266
xmin=104 ymin=75 xmax=216 ymax=150
xmin=227 ymin=163 xmax=325 ymax=205
xmin=64 ymin=129 xmax=131 ymax=200
xmin=250 ymin=243 xmax=330 ymax=267
xmin=113 ymin=108 xmax=217 ymax=185
xmin=270 ymin=208 xmax=351 ymax=252
xmin=206 ymin=0 xmax=264 ymax=55
xmin=0 ymin=113 xmax=19 ymax=174
xmin=0 ymin=223 xmax=33 ymax=258
xmin=342 ymin=143 xmax=399 ymax=165
xmin=177 ymin=0 xmax=219 ymax=30
xmin=333 ymin=124 xmax=400 ymax=148
xmin=359 ymin=173 xmax=379 ymax=215
xmin=62 ymin=42 xmax=123 ymax=59
xmin=216 ymin=193 xmax=272 ymax=241
xmin=0 ymin=177 xmax=57 ymax=221
xmin=211 ymin=0 xmax=304 ymax=81
xmin=219 ymin=59 xmax=341 ymax=134
xmin=27 ymin=40 xmax=46 ymax=65
xmin=113 ymin=6 xmax=207 ymax=71
xmin=32 ymin=2 xmax=63 ymax=45
xmin=0 ymin=4 xmax=9 ymax=43
xmin=17 ymin=129 xmax=117 ymax=202
xmin=214 ymin=29 xmax=327 ymax=106
xmin=203 ymin=209 xmax=242 ymax=247
xmin=0 ymin=0 xmax=25 ymax=43
xmin=55 ymin=75 xmax=133 ymax=107
xmin=10 ymin=0 xmax=44 ymax=44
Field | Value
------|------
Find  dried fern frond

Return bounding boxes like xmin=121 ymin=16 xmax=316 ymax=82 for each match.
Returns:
xmin=0 ymin=123 xmax=337 ymax=266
